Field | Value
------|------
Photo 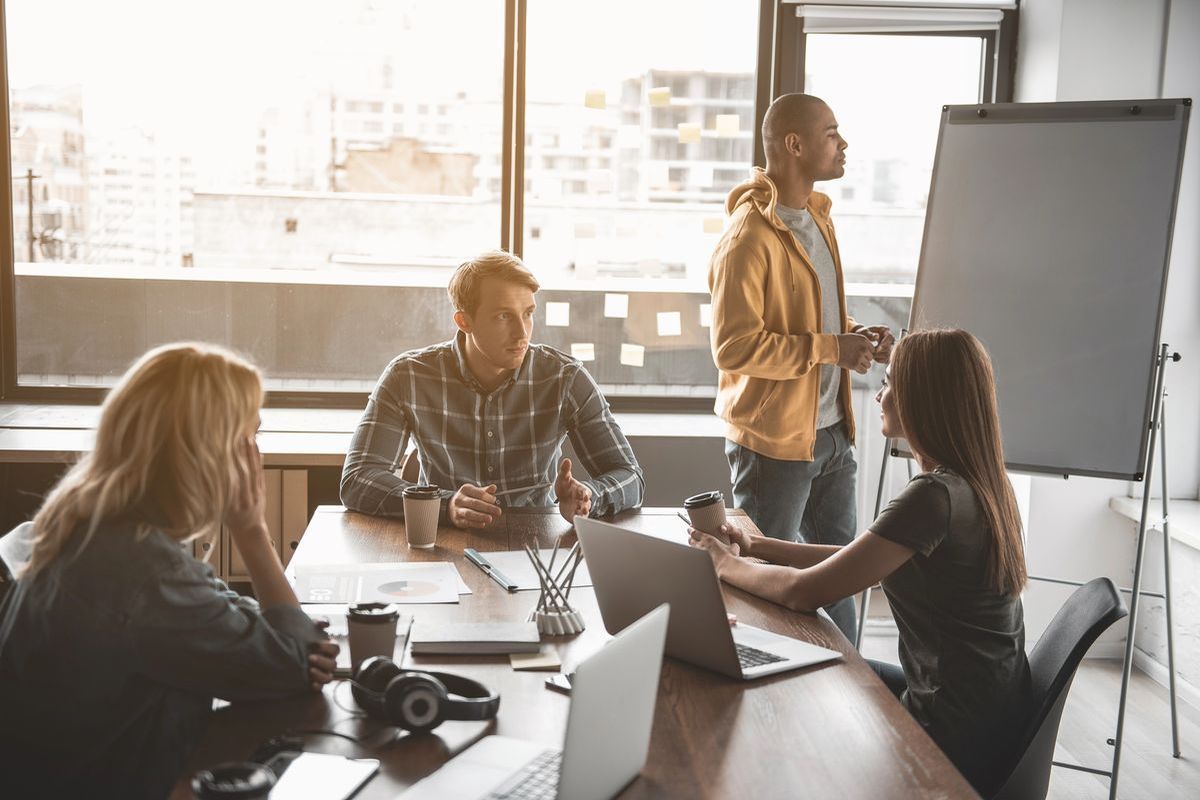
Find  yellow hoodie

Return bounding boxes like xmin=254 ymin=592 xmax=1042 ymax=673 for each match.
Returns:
xmin=708 ymin=167 xmax=857 ymax=461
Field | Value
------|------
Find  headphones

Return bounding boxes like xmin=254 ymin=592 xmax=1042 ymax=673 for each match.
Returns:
xmin=351 ymin=656 xmax=500 ymax=733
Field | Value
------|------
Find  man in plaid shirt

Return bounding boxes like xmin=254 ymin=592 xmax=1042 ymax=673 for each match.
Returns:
xmin=341 ymin=250 xmax=645 ymax=527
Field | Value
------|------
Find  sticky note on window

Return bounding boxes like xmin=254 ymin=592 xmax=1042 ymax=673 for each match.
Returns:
xmin=716 ymin=114 xmax=740 ymax=137
xmin=574 ymin=221 xmax=596 ymax=238
xmin=584 ymin=89 xmax=606 ymax=110
xmin=604 ymin=293 xmax=628 ymax=318
xmin=620 ymin=343 xmax=645 ymax=367
xmin=678 ymin=123 xmax=701 ymax=144
xmin=545 ymin=302 xmax=570 ymax=327
xmin=649 ymin=86 xmax=671 ymax=106
xmin=700 ymin=303 xmax=713 ymax=327
xmin=703 ymin=217 xmax=724 ymax=234
xmin=657 ymin=311 xmax=682 ymax=337
xmin=570 ymin=343 xmax=596 ymax=362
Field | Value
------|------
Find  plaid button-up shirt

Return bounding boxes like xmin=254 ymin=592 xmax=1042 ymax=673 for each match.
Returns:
xmin=341 ymin=333 xmax=644 ymax=521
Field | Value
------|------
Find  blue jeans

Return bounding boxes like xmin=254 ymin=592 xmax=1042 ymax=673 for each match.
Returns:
xmin=725 ymin=424 xmax=859 ymax=641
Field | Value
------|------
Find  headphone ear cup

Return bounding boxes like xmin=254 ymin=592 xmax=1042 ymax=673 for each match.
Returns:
xmin=384 ymin=672 xmax=449 ymax=734
xmin=351 ymin=656 xmax=403 ymax=717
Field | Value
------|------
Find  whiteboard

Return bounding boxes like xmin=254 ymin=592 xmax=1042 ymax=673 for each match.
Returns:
xmin=904 ymin=99 xmax=1190 ymax=480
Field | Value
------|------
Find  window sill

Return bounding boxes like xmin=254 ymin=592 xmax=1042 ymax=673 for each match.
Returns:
xmin=1109 ymin=496 xmax=1200 ymax=553
xmin=0 ymin=403 xmax=727 ymax=465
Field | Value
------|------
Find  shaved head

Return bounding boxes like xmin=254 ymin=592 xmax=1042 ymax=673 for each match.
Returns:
xmin=761 ymin=93 xmax=847 ymax=186
xmin=762 ymin=93 xmax=829 ymax=158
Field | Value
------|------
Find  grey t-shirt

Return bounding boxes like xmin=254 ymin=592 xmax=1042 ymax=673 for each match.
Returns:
xmin=870 ymin=468 xmax=1032 ymax=792
xmin=775 ymin=203 xmax=842 ymax=429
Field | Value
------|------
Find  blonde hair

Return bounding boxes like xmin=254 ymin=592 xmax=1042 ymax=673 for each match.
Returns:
xmin=890 ymin=329 xmax=1027 ymax=597
xmin=22 ymin=342 xmax=263 ymax=580
xmin=447 ymin=249 xmax=540 ymax=316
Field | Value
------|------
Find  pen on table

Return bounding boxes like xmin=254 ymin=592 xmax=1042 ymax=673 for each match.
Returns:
xmin=464 ymin=548 xmax=518 ymax=592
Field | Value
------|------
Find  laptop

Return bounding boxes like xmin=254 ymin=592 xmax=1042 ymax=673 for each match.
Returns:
xmin=398 ymin=603 xmax=669 ymax=800
xmin=575 ymin=517 xmax=841 ymax=680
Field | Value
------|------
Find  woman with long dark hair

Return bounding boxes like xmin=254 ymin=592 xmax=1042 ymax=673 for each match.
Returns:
xmin=690 ymin=328 xmax=1030 ymax=791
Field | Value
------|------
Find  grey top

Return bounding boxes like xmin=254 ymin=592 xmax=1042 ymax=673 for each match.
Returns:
xmin=0 ymin=519 xmax=325 ymax=799
xmin=775 ymin=203 xmax=842 ymax=429
xmin=341 ymin=331 xmax=645 ymax=521
xmin=870 ymin=469 xmax=1031 ymax=791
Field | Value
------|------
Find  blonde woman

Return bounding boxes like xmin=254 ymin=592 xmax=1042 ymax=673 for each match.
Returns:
xmin=689 ymin=329 xmax=1030 ymax=793
xmin=0 ymin=343 xmax=337 ymax=799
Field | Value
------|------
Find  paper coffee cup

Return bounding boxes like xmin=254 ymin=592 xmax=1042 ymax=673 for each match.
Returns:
xmin=347 ymin=602 xmax=399 ymax=671
xmin=684 ymin=491 xmax=728 ymax=540
xmin=403 ymin=485 xmax=441 ymax=549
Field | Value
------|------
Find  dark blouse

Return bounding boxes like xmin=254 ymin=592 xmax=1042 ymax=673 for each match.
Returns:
xmin=0 ymin=520 xmax=325 ymax=799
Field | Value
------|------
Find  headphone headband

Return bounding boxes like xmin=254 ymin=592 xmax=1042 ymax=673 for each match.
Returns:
xmin=423 ymin=671 xmax=501 ymax=721
xmin=351 ymin=657 xmax=500 ymax=732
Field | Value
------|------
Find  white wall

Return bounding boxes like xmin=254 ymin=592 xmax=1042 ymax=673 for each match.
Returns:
xmin=1015 ymin=0 xmax=1200 ymax=681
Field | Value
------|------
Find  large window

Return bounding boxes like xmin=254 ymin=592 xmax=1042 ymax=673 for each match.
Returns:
xmin=1 ymin=1 xmax=1014 ymax=404
xmin=780 ymin=2 xmax=1015 ymax=284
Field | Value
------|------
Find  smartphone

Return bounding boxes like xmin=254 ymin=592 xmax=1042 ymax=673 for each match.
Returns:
xmin=544 ymin=673 xmax=574 ymax=694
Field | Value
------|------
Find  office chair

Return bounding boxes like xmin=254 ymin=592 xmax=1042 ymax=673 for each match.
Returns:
xmin=988 ymin=577 xmax=1128 ymax=800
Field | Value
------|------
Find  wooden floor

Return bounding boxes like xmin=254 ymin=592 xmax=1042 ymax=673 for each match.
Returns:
xmin=860 ymin=628 xmax=1200 ymax=799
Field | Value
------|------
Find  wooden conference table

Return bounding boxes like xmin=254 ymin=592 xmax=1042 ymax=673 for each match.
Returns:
xmin=173 ymin=506 xmax=979 ymax=800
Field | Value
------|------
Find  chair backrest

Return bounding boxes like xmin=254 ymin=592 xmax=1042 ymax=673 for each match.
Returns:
xmin=989 ymin=577 xmax=1127 ymax=800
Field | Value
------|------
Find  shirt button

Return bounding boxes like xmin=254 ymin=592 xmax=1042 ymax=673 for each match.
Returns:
xmin=487 ymin=431 xmax=494 ymax=438
xmin=488 ymin=465 xmax=494 ymax=473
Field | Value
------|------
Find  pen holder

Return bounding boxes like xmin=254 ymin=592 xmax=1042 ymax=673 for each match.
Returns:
xmin=524 ymin=544 xmax=586 ymax=636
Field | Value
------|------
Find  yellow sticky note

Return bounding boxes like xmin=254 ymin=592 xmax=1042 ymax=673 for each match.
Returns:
xmin=700 ymin=303 xmax=713 ymax=328
xmin=604 ymin=293 xmax=628 ymax=318
xmin=649 ymin=86 xmax=671 ymax=106
xmin=570 ymin=343 xmax=596 ymax=362
xmin=703 ymin=217 xmax=724 ymax=234
xmin=511 ymin=647 xmax=562 ymax=671
xmin=657 ymin=311 xmax=682 ymax=337
xmin=545 ymin=302 xmax=570 ymax=327
xmin=620 ymin=343 xmax=645 ymax=367
xmin=678 ymin=122 xmax=701 ymax=144
xmin=646 ymin=162 xmax=670 ymax=188
xmin=574 ymin=221 xmax=596 ymax=239
xmin=716 ymin=114 xmax=740 ymax=137
xmin=584 ymin=89 xmax=606 ymax=110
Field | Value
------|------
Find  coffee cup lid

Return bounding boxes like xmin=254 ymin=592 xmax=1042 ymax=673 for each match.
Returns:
xmin=403 ymin=484 xmax=440 ymax=499
xmin=348 ymin=602 xmax=399 ymax=623
xmin=684 ymin=490 xmax=724 ymax=509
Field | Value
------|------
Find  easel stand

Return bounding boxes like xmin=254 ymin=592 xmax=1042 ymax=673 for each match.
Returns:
xmin=854 ymin=343 xmax=1182 ymax=800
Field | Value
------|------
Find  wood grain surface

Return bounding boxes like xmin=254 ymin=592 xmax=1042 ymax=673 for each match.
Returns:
xmin=171 ymin=507 xmax=979 ymax=800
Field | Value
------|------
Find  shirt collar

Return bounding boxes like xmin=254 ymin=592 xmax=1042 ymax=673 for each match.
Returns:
xmin=452 ymin=330 xmax=530 ymax=396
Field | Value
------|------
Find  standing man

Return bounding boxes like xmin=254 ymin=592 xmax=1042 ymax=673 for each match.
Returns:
xmin=341 ymin=250 xmax=644 ymax=528
xmin=708 ymin=93 xmax=892 ymax=640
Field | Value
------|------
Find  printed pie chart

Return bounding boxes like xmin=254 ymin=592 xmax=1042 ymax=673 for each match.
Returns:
xmin=377 ymin=579 xmax=443 ymax=599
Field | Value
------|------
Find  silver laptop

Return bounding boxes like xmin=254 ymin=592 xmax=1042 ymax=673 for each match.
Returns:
xmin=397 ymin=603 xmax=669 ymax=800
xmin=575 ymin=517 xmax=841 ymax=680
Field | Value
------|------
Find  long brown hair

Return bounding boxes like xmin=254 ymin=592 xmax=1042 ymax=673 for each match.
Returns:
xmin=23 ymin=342 xmax=263 ymax=580
xmin=890 ymin=329 xmax=1026 ymax=596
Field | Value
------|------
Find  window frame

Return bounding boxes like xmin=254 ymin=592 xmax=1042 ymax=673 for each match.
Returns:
xmin=0 ymin=1 xmax=1012 ymax=411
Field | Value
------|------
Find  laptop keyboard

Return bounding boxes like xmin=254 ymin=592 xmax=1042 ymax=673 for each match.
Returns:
xmin=490 ymin=749 xmax=562 ymax=800
xmin=736 ymin=642 xmax=788 ymax=669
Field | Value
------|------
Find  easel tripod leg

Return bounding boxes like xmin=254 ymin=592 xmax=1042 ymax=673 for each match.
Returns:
xmin=1159 ymin=395 xmax=1181 ymax=758
xmin=855 ymin=442 xmax=890 ymax=651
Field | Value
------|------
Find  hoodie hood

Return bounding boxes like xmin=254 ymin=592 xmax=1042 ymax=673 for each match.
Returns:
xmin=725 ymin=166 xmax=833 ymax=230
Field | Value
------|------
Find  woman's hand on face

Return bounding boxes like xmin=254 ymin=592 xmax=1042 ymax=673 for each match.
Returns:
xmin=225 ymin=436 xmax=268 ymax=538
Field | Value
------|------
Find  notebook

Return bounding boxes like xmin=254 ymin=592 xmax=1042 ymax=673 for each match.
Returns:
xmin=409 ymin=621 xmax=541 ymax=655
